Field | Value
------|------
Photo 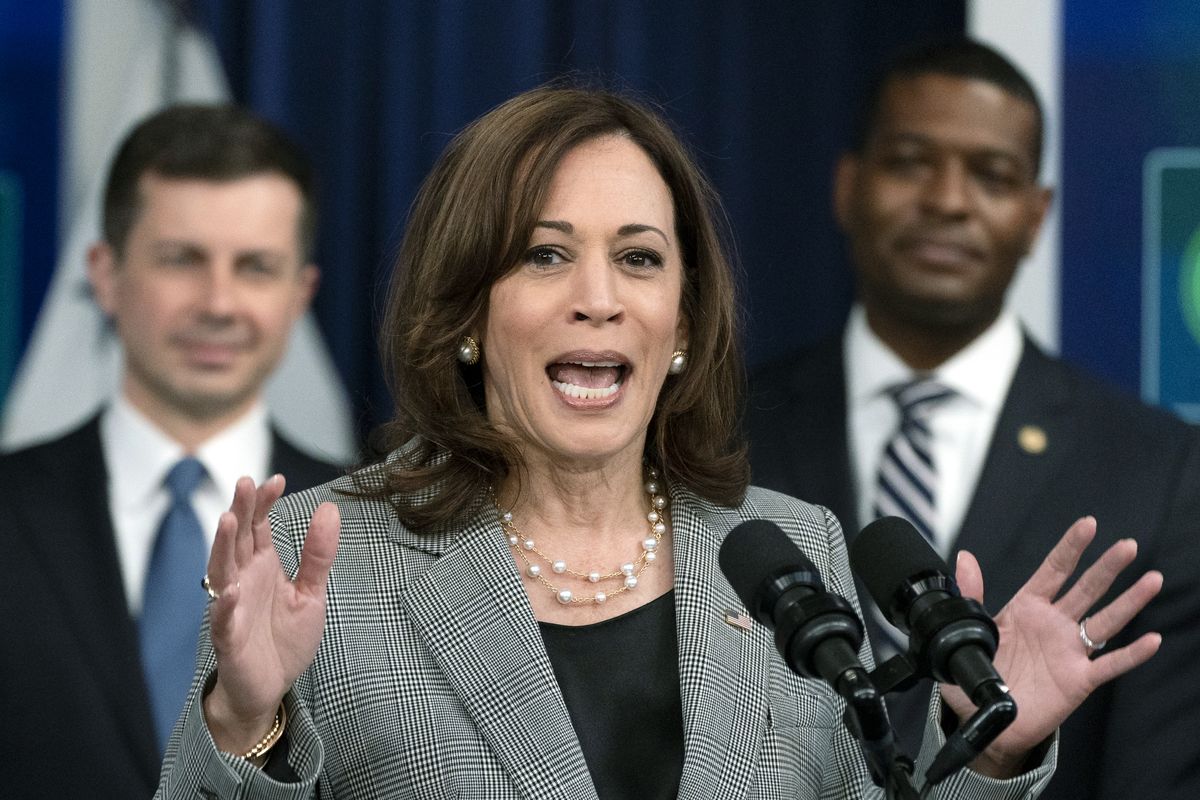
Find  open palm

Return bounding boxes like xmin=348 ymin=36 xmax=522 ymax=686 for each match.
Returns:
xmin=202 ymin=475 xmax=340 ymax=753
xmin=942 ymin=516 xmax=1162 ymax=777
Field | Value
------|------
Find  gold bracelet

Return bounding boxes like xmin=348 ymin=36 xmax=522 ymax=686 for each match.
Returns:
xmin=243 ymin=702 xmax=287 ymax=766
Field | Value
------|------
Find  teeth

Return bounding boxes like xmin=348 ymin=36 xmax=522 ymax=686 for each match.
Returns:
xmin=574 ymin=360 xmax=622 ymax=368
xmin=552 ymin=381 xmax=620 ymax=399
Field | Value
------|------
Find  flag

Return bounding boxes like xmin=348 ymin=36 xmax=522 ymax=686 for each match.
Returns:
xmin=1 ymin=0 xmax=356 ymax=464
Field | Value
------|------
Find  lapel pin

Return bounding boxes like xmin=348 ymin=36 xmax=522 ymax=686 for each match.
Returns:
xmin=1018 ymin=424 xmax=1048 ymax=455
xmin=724 ymin=609 xmax=753 ymax=631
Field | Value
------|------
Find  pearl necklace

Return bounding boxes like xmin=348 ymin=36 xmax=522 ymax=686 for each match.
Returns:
xmin=496 ymin=468 xmax=667 ymax=605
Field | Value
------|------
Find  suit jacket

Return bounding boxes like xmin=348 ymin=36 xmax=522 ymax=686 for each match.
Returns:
xmin=155 ymin=460 xmax=1053 ymax=799
xmin=746 ymin=333 xmax=1200 ymax=800
xmin=0 ymin=415 xmax=342 ymax=800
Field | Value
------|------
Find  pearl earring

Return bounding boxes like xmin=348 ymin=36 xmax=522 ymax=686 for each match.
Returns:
xmin=457 ymin=335 xmax=480 ymax=365
xmin=668 ymin=349 xmax=687 ymax=375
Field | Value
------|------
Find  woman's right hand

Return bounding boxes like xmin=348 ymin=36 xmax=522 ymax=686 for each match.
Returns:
xmin=201 ymin=475 xmax=340 ymax=754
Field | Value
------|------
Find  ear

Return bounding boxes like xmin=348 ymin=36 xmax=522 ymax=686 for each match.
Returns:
xmin=292 ymin=263 xmax=320 ymax=318
xmin=675 ymin=311 xmax=690 ymax=353
xmin=832 ymin=153 xmax=860 ymax=233
xmin=86 ymin=241 xmax=119 ymax=316
xmin=1025 ymin=186 xmax=1055 ymax=250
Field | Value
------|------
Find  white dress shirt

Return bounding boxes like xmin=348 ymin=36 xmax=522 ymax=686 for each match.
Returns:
xmin=845 ymin=304 xmax=1023 ymax=557
xmin=101 ymin=396 xmax=272 ymax=615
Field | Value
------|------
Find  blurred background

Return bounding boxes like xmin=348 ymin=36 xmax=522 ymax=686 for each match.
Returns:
xmin=2 ymin=0 xmax=1198 ymax=463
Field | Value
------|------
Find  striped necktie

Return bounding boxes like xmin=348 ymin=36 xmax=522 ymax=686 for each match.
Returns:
xmin=139 ymin=457 xmax=208 ymax=754
xmin=873 ymin=378 xmax=956 ymax=544
xmin=868 ymin=379 xmax=955 ymax=658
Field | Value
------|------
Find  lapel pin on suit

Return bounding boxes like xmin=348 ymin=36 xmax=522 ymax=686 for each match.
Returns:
xmin=724 ymin=609 xmax=754 ymax=631
xmin=1018 ymin=424 xmax=1048 ymax=455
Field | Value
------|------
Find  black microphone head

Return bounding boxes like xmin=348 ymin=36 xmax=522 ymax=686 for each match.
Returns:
xmin=719 ymin=519 xmax=823 ymax=622
xmin=849 ymin=516 xmax=951 ymax=625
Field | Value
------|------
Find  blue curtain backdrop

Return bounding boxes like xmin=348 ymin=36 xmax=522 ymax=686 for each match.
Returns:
xmin=189 ymin=0 xmax=965 ymax=442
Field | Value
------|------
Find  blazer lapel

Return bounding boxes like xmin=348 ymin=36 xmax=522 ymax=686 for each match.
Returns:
xmin=954 ymin=340 xmax=1077 ymax=598
xmin=671 ymin=488 xmax=770 ymax=800
xmin=398 ymin=511 xmax=597 ymax=800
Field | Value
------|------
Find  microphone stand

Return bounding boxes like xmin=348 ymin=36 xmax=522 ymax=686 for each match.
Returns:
xmin=837 ymin=668 xmax=920 ymax=800
xmin=868 ymin=630 xmax=1017 ymax=792
xmin=776 ymin=588 xmax=920 ymax=799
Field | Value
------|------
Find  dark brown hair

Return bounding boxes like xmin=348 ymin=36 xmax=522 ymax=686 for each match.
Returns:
xmin=367 ymin=85 xmax=749 ymax=530
xmin=102 ymin=104 xmax=317 ymax=259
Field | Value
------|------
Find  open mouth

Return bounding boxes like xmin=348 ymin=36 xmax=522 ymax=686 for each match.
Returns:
xmin=547 ymin=359 xmax=628 ymax=400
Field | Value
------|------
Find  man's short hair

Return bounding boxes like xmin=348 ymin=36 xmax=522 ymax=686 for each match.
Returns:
xmin=851 ymin=36 xmax=1045 ymax=175
xmin=102 ymin=104 xmax=317 ymax=259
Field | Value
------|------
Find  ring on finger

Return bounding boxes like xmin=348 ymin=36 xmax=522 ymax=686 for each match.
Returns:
xmin=201 ymin=574 xmax=220 ymax=601
xmin=1079 ymin=616 xmax=1107 ymax=653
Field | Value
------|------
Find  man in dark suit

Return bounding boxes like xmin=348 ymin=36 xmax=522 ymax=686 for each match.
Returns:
xmin=0 ymin=105 xmax=342 ymax=798
xmin=747 ymin=38 xmax=1200 ymax=799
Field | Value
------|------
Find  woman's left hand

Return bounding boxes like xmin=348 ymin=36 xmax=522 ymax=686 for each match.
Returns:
xmin=941 ymin=516 xmax=1163 ymax=778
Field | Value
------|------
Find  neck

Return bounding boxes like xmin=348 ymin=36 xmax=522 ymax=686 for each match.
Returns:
xmin=122 ymin=381 xmax=257 ymax=452
xmin=497 ymin=448 xmax=671 ymax=618
xmin=864 ymin=306 xmax=997 ymax=372
xmin=498 ymin=449 xmax=650 ymax=546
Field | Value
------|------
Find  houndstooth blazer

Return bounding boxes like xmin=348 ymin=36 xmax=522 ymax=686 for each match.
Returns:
xmin=155 ymin=457 xmax=1054 ymax=799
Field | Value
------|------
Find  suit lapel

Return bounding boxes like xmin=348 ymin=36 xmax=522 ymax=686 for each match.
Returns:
xmin=19 ymin=419 xmax=160 ymax=778
xmin=671 ymin=489 xmax=770 ymax=800
xmin=755 ymin=338 xmax=860 ymax=536
xmin=398 ymin=511 xmax=597 ymax=800
xmin=268 ymin=428 xmax=342 ymax=492
xmin=954 ymin=341 xmax=1077 ymax=593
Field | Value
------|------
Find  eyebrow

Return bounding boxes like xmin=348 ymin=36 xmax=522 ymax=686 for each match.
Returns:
xmin=877 ymin=133 xmax=1030 ymax=170
xmin=152 ymin=240 xmax=290 ymax=262
xmin=535 ymin=220 xmax=670 ymax=244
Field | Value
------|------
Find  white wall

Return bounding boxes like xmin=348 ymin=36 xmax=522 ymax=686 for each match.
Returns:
xmin=969 ymin=0 xmax=1062 ymax=352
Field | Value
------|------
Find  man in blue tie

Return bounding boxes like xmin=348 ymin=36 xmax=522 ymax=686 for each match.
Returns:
xmin=0 ymin=105 xmax=342 ymax=797
xmin=745 ymin=37 xmax=1200 ymax=800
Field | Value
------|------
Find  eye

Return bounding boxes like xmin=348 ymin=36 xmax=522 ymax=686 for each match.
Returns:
xmin=523 ymin=245 xmax=568 ymax=269
xmin=619 ymin=248 xmax=663 ymax=270
xmin=238 ymin=256 xmax=283 ymax=279
xmin=157 ymin=249 xmax=202 ymax=268
xmin=881 ymin=152 xmax=931 ymax=175
xmin=972 ymin=164 xmax=1023 ymax=195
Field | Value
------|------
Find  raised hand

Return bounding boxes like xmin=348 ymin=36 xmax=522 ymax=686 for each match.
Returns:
xmin=201 ymin=475 xmax=340 ymax=754
xmin=943 ymin=516 xmax=1163 ymax=777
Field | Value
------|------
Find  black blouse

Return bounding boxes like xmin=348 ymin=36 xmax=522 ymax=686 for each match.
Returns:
xmin=539 ymin=590 xmax=685 ymax=800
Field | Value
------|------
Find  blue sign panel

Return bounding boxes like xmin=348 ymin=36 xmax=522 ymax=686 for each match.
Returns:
xmin=1143 ymin=149 xmax=1200 ymax=422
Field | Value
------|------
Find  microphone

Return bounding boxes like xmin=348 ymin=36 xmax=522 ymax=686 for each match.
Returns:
xmin=720 ymin=519 xmax=866 ymax=691
xmin=849 ymin=516 xmax=1016 ymax=785
xmin=719 ymin=519 xmax=903 ymax=791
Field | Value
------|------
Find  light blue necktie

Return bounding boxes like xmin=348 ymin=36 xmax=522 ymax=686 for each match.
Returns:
xmin=139 ymin=457 xmax=208 ymax=754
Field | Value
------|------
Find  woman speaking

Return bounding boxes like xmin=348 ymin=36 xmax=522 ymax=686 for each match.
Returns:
xmin=156 ymin=86 xmax=1160 ymax=799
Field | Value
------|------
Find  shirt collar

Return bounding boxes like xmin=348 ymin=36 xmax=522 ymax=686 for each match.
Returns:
xmin=845 ymin=304 xmax=1023 ymax=411
xmin=196 ymin=403 xmax=272 ymax=503
xmin=101 ymin=395 xmax=272 ymax=510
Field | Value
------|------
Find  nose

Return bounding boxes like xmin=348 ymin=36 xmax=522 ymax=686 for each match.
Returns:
xmin=570 ymin=255 xmax=624 ymax=324
xmin=920 ymin=159 xmax=972 ymax=218
xmin=198 ymin=263 xmax=237 ymax=319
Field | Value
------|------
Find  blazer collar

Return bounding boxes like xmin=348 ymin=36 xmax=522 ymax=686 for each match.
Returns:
xmin=670 ymin=486 xmax=771 ymax=800
xmin=398 ymin=504 xmax=598 ymax=798
xmin=397 ymin=487 xmax=771 ymax=799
